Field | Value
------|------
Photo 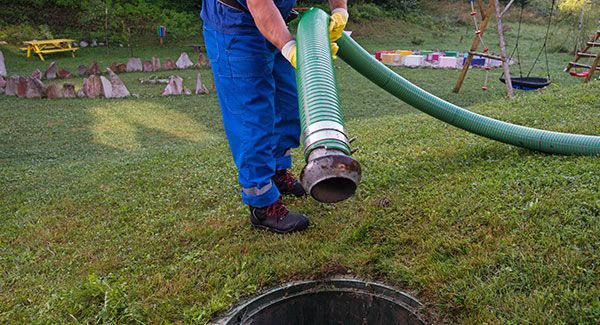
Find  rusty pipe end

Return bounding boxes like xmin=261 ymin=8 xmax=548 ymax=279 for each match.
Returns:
xmin=300 ymin=148 xmax=361 ymax=203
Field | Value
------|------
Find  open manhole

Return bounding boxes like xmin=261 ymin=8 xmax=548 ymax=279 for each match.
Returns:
xmin=215 ymin=278 xmax=426 ymax=324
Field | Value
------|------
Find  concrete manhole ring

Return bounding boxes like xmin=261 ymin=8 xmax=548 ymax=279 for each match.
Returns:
xmin=214 ymin=278 xmax=426 ymax=324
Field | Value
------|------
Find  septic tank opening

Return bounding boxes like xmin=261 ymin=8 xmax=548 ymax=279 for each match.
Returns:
xmin=215 ymin=278 xmax=426 ymax=325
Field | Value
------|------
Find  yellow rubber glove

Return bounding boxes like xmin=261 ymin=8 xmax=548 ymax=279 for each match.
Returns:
xmin=330 ymin=42 xmax=339 ymax=60
xmin=329 ymin=8 xmax=349 ymax=43
xmin=282 ymin=40 xmax=339 ymax=69
xmin=282 ymin=40 xmax=297 ymax=68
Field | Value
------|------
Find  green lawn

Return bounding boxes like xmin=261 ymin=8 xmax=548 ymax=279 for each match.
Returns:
xmin=1 ymin=16 xmax=599 ymax=324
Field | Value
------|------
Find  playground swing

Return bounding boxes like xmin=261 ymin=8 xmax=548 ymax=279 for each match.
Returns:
xmin=499 ymin=0 xmax=554 ymax=90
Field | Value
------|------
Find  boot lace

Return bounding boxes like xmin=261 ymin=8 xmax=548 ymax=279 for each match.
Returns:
xmin=266 ymin=199 xmax=289 ymax=220
xmin=276 ymin=170 xmax=297 ymax=191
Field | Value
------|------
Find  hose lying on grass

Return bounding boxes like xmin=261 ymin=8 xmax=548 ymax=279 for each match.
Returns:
xmin=333 ymin=31 xmax=600 ymax=155
xmin=295 ymin=8 xmax=599 ymax=156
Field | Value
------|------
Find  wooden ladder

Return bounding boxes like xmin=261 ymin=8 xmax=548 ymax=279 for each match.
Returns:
xmin=565 ymin=30 xmax=600 ymax=83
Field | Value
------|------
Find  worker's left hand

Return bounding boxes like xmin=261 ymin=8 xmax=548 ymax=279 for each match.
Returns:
xmin=329 ymin=8 xmax=349 ymax=43
xmin=282 ymin=40 xmax=341 ymax=69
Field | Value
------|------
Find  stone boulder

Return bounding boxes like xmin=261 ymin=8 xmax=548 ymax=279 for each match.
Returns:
xmin=143 ymin=60 xmax=154 ymax=72
xmin=78 ymin=64 xmax=88 ymax=77
xmin=44 ymin=62 xmax=58 ymax=80
xmin=0 ymin=77 xmax=5 ymax=95
xmin=45 ymin=83 xmax=62 ymax=99
xmin=162 ymin=76 xmax=184 ymax=96
xmin=152 ymin=57 xmax=161 ymax=71
xmin=0 ymin=50 xmax=6 ymax=77
xmin=100 ymin=76 xmax=113 ymax=98
xmin=176 ymin=52 xmax=194 ymax=69
xmin=196 ymin=53 xmax=207 ymax=68
xmin=31 ymin=69 xmax=42 ymax=80
xmin=107 ymin=68 xmax=130 ymax=98
xmin=162 ymin=59 xmax=176 ymax=70
xmin=5 ymin=76 xmax=21 ymax=96
xmin=126 ymin=58 xmax=143 ymax=72
xmin=195 ymin=73 xmax=209 ymax=95
xmin=62 ymin=83 xmax=76 ymax=98
xmin=57 ymin=68 xmax=73 ymax=79
xmin=116 ymin=63 xmax=127 ymax=73
xmin=88 ymin=61 xmax=100 ymax=76
xmin=82 ymin=75 xmax=102 ymax=98
xmin=25 ymin=77 xmax=44 ymax=98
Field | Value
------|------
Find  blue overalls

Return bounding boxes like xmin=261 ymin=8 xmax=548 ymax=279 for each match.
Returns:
xmin=201 ymin=0 xmax=300 ymax=208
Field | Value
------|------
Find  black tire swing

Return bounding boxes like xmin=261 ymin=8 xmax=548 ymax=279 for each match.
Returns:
xmin=500 ymin=0 xmax=555 ymax=90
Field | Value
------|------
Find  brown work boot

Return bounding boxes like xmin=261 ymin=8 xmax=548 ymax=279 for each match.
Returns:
xmin=249 ymin=199 xmax=309 ymax=234
xmin=273 ymin=169 xmax=306 ymax=197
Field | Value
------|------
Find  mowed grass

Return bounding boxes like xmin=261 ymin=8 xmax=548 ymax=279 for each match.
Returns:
xmin=1 ymin=16 xmax=599 ymax=324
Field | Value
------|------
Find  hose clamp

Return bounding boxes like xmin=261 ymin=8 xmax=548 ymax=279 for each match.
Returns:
xmin=303 ymin=129 xmax=349 ymax=151
xmin=302 ymin=121 xmax=347 ymax=141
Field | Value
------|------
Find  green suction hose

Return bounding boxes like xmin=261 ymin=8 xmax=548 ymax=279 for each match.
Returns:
xmin=334 ymin=34 xmax=600 ymax=156
xmin=296 ymin=8 xmax=361 ymax=203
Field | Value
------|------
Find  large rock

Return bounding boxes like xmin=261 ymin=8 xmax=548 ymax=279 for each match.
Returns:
xmin=143 ymin=60 xmax=154 ymax=72
xmin=82 ymin=75 xmax=102 ymax=98
xmin=88 ymin=61 xmax=100 ymax=76
xmin=44 ymin=62 xmax=58 ymax=79
xmin=195 ymin=73 xmax=209 ymax=95
xmin=25 ymin=77 xmax=44 ymax=98
xmin=31 ymin=69 xmax=42 ymax=80
xmin=196 ymin=53 xmax=207 ymax=68
xmin=162 ymin=59 xmax=176 ymax=70
xmin=107 ymin=68 xmax=130 ymax=98
xmin=152 ymin=57 xmax=161 ymax=71
xmin=78 ymin=64 xmax=88 ymax=77
xmin=0 ymin=50 xmax=6 ymax=77
xmin=57 ymin=68 xmax=73 ymax=79
xmin=126 ymin=58 xmax=143 ymax=72
xmin=62 ymin=83 xmax=76 ymax=98
xmin=45 ymin=83 xmax=62 ymax=99
xmin=5 ymin=76 xmax=20 ymax=96
xmin=162 ymin=76 xmax=184 ymax=96
xmin=100 ymin=76 xmax=113 ymax=98
xmin=116 ymin=63 xmax=127 ymax=73
xmin=176 ymin=52 xmax=194 ymax=69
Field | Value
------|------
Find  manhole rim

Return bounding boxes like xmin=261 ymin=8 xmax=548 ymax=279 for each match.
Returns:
xmin=214 ymin=277 xmax=425 ymax=325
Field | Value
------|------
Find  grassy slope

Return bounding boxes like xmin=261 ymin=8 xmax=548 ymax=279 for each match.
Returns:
xmin=1 ymin=13 xmax=599 ymax=324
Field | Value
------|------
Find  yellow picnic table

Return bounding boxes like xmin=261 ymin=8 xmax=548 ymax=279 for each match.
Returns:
xmin=21 ymin=39 xmax=78 ymax=61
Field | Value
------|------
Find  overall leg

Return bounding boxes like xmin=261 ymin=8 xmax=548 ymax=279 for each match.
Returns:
xmin=272 ymin=50 xmax=301 ymax=171
xmin=204 ymin=27 xmax=279 ymax=208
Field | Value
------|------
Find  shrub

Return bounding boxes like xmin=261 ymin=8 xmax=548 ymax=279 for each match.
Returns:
xmin=0 ymin=24 xmax=54 ymax=43
xmin=348 ymin=3 xmax=387 ymax=22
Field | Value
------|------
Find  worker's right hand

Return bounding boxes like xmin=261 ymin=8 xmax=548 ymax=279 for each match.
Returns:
xmin=282 ymin=40 xmax=340 ymax=69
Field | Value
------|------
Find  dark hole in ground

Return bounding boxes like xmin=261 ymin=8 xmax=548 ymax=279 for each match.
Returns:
xmin=215 ymin=278 xmax=426 ymax=325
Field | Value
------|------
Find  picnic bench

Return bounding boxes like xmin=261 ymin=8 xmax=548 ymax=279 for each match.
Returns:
xmin=21 ymin=39 xmax=78 ymax=61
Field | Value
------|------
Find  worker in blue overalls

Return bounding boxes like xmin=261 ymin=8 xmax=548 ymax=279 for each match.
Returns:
xmin=201 ymin=0 xmax=348 ymax=233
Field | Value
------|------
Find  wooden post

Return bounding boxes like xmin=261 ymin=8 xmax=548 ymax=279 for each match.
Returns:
xmin=476 ymin=0 xmax=487 ymax=20
xmin=454 ymin=1 xmax=496 ymax=93
xmin=584 ymin=55 xmax=600 ymax=83
xmin=495 ymin=0 xmax=514 ymax=98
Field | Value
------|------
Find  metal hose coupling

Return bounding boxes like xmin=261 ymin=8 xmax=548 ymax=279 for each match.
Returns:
xmin=296 ymin=8 xmax=361 ymax=203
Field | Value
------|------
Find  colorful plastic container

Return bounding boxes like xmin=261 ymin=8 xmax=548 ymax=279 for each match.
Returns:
xmin=439 ymin=56 xmax=457 ymax=68
xmin=403 ymin=54 xmax=424 ymax=67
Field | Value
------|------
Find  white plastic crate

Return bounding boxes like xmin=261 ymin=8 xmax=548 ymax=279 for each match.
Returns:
xmin=403 ymin=55 xmax=424 ymax=67
xmin=439 ymin=56 xmax=458 ymax=68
